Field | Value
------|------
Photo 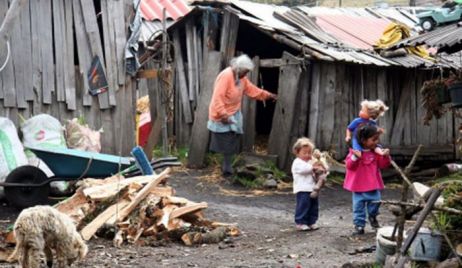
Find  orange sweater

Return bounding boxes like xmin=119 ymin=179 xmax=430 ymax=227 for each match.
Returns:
xmin=208 ymin=67 xmax=272 ymax=121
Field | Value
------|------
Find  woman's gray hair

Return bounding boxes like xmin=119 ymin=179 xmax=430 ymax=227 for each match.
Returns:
xmin=230 ymin=54 xmax=254 ymax=72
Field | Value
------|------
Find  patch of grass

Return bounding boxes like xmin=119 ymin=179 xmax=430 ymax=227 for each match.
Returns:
xmin=205 ymin=153 xmax=223 ymax=167
xmin=234 ymin=176 xmax=266 ymax=188
xmin=433 ymin=177 xmax=462 ymax=231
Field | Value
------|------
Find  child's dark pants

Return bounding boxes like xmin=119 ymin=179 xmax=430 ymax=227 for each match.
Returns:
xmin=295 ymin=192 xmax=319 ymax=225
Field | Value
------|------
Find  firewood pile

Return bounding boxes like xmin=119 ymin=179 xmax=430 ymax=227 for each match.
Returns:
xmin=52 ymin=168 xmax=239 ymax=247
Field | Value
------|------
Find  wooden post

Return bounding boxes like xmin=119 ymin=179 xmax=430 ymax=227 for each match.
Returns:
xmin=187 ymin=51 xmax=223 ymax=168
xmin=268 ymin=52 xmax=303 ymax=170
xmin=395 ymin=188 xmax=442 ymax=268
xmin=241 ymin=56 xmax=259 ymax=152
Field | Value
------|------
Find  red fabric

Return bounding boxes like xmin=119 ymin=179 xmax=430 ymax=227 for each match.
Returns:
xmin=138 ymin=112 xmax=152 ymax=147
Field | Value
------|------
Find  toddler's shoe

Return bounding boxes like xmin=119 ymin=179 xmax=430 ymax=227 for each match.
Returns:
xmin=369 ymin=215 xmax=380 ymax=229
xmin=352 ymin=226 xmax=365 ymax=235
xmin=308 ymin=224 xmax=319 ymax=231
xmin=296 ymin=224 xmax=310 ymax=231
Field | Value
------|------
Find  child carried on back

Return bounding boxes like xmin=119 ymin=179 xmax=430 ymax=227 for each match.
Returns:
xmin=345 ymin=99 xmax=389 ymax=158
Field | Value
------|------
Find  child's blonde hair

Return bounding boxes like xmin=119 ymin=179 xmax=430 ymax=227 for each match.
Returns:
xmin=292 ymin=137 xmax=315 ymax=155
xmin=361 ymin=99 xmax=389 ymax=119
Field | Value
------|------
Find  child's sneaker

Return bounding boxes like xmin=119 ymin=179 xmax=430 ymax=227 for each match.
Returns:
xmin=352 ymin=226 xmax=365 ymax=235
xmin=308 ymin=224 xmax=319 ymax=231
xmin=296 ymin=224 xmax=310 ymax=231
xmin=369 ymin=216 xmax=380 ymax=228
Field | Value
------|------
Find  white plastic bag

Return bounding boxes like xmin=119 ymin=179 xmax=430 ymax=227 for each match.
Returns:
xmin=21 ymin=114 xmax=68 ymax=195
xmin=0 ymin=118 xmax=28 ymax=198
xmin=21 ymin=114 xmax=66 ymax=149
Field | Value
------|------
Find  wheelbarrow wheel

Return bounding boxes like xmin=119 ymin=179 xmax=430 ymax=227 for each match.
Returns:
xmin=4 ymin=166 xmax=50 ymax=208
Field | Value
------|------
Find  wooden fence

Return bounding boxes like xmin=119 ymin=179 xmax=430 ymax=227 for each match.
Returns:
xmin=0 ymin=0 xmax=135 ymax=154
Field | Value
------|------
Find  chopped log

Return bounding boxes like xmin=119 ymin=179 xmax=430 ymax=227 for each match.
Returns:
xmin=80 ymin=199 xmax=131 ymax=240
xmin=170 ymin=202 xmax=208 ymax=219
xmin=83 ymin=173 xmax=164 ymax=200
xmin=413 ymin=182 xmax=444 ymax=206
xmin=158 ymin=204 xmax=177 ymax=229
xmin=150 ymin=186 xmax=174 ymax=197
xmin=54 ymin=188 xmax=92 ymax=224
xmin=181 ymin=227 xmax=227 ymax=246
xmin=4 ymin=231 xmax=15 ymax=244
xmin=162 ymin=196 xmax=194 ymax=206
xmin=115 ymin=168 xmax=171 ymax=222
xmin=127 ymin=228 xmax=144 ymax=244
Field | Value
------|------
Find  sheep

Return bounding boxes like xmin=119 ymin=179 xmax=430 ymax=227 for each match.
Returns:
xmin=8 ymin=205 xmax=88 ymax=268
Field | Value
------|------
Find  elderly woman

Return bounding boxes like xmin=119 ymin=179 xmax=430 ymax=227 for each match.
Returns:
xmin=208 ymin=54 xmax=277 ymax=178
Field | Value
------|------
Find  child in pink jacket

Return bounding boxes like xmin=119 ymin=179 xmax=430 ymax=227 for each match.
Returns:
xmin=343 ymin=124 xmax=391 ymax=235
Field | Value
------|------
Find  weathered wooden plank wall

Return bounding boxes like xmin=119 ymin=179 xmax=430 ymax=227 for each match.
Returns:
xmin=0 ymin=0 xmax=135 ymax=155
xmin=311 ymin=62 xmax=454 ymax=161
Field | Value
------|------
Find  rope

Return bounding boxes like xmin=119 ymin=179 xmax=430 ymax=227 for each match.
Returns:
xmin=0 ymin=41 xmax=10 ymax=73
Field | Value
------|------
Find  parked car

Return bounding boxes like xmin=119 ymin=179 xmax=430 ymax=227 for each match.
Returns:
xmin=417 ymin=5 xmax=462 ymax=31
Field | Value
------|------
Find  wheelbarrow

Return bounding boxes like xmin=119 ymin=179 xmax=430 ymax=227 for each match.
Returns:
xmin=1 ymin=146 xmax=181 ymax=208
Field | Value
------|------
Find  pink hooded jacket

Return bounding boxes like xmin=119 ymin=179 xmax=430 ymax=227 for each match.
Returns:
xmin=343 ymin=149 xmax=391 ymax=193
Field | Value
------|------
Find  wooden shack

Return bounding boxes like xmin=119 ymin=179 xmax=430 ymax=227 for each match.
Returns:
xmin=164 ymin=1 xmax=459 ymax=171
xmin=0 ymin=0 xmax=136 ymax=154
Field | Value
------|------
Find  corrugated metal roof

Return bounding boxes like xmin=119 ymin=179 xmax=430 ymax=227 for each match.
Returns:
xmin=141 ymin=0 xmax=191 ymax=21
xmin=176 ymin=0 xmax=461 ymax=68
xmin=393 ymin=22 xmax=462 ymax=53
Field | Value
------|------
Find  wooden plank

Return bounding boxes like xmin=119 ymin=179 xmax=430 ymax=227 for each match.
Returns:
xmin=308 ymin=62 xmax=321 ymax=144
xmin=0 ymin=0 xmax=15 ymax=107
xmin=241 ymin=56 xmax=259 ymax=152
xmin=259 ymin=58 xmax=286 ymax=68
xmin=80 ymin=199 xmax=131 ymax=240
xmin=29 ymin=0 xmax=42 ymax=107
xmin=390 ymin=84 xmax=412 ymax=146
xmin=333 ymin=63 xmax=346 ymax=156
xmin=9 ymin=0 xmax=26 ymax=109
xmin=80 ymin=0 xmax=110 ymax=109
xmin=101 ymin=0 xmax=117 ymax=105
xmin=170 ymin=202 xmax=208 ymax=219
xmin=41 ymin=0 xmax=54 ymax=104
xmin=53 ymin=0 xmax=66 ymax=102
xmin=187 ymin=51 xmax=222 ymax=168
xmin=73 ymin=0 xmax=93 ymax=106
xmin=268 ymin=52 xmax=303 ymax=169
xmin=64 ymin=0 xmax=76 ymax=110
xmin=219 ymin=10 xmax=239 ymax=66
xmin=115 ymin=168 xmax=171 ymax=222
xmin=113 ymin=0 xmax=126 ymax=87
xmin=377 ymin=69 xmax=391 ymax=146
xmin=173 ymin=30 xmax=192 ymax=123
xmin=407 ymin=70 xmax=417 ymax=145
xmin=185 ymin=20 xmax=196 ymax=104
xmin=20 ymin=0 xmax=33 ymax=102
xmin=318 ymin=62 xmax=336 ymax=149
xmin=192 ymin=23 xmax=200 ymax=99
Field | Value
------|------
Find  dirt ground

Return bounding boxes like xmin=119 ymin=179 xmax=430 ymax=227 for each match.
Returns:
xmin=0 ymin=168 xmax=401 ymax=268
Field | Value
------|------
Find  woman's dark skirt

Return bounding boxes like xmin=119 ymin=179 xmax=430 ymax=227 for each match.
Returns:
xmin=209 ymin=131 xmax=241 ymax=155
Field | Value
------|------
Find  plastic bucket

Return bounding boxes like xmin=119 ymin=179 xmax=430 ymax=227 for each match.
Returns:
xmin=409 ymin=228 xmax=442 ymax=261
xmin=376 ymin=226 xmax=398 ymax=265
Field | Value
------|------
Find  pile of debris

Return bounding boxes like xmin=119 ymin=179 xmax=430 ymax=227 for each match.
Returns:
xmin=6 ymin=168 xmax=239 ymax=248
